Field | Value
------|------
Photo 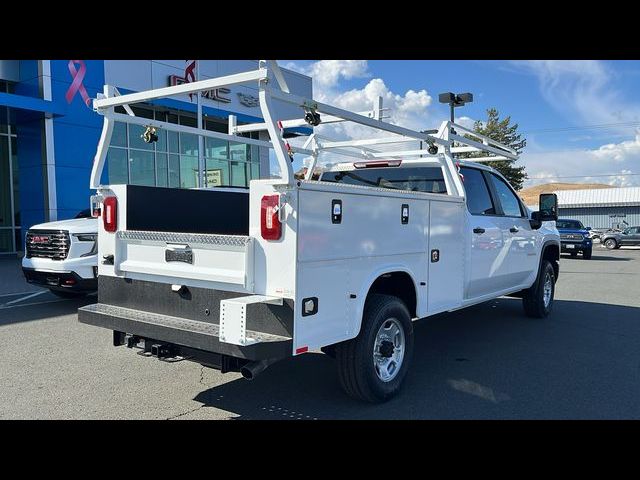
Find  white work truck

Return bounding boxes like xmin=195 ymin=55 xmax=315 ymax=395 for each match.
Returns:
xmin=78 ymin=61 xmax=560 ymax=402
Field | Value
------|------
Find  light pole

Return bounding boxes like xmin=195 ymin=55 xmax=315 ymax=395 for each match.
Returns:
xmin=439 ymin=92 xmax=473 ymax=124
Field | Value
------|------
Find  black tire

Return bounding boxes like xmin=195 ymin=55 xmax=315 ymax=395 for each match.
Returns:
xmin=522 ymin=260 xmax=556 ymax=318
xmin=604 ymin=238 xmax=617 ymax=250
xmin=336 ymin=294 xmax=414 ymax=403
xmin=50 ymin=289 xmax=89 ymax=299
xmin=570 ymin=252 xmax=578 ymax=258
xmin=320 ymin=344 xmax=337 ymax=359
xmin=582 ymin=248 xmax=592 ymax=260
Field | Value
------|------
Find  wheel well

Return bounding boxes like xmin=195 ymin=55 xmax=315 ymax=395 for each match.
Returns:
xmin=366 ymin=271 xmax=417 ymax=318
xmin=543 ymin=243 xmax=560 ymax=279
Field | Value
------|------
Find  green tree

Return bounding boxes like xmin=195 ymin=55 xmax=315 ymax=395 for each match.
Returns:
xmin=461 ymin=108 xmax=528 ymax=190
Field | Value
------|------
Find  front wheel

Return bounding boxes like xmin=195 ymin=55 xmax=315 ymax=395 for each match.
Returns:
xmin=336 ymin=294 xmax=414 ymax=403
xmin=582 ymin=248 xmax=592 ymax=260
xmin=522 ymin=260 xmax=556 ymax=318
xmin=604 ymin=238 xmax=617 ymax=250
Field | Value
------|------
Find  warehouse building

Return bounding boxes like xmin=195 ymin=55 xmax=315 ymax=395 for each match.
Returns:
xmin=0 ymin=60 xmax=311 ymax=255
xmin=554 ymin=187 xmax=640 ymax=229
xmin=528 ymin=186 xmax=640 ymax=229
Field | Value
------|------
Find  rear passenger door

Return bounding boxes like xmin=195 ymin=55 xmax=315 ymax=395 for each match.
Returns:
xmin=460 ymin=167 xmax=510 ymax=299
xmin=485 ymin=172 xmax=538 ymax=288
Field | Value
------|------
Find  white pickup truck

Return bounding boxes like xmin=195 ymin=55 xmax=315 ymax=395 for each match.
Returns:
xmin=78 ymin=61 xmax=560 ymax=402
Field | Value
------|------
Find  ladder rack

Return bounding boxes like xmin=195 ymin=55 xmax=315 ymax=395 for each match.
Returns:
xmin=90 ymin=60 xmax=518 ymax=198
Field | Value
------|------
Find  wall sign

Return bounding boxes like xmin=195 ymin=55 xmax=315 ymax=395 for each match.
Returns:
xmin=169 ymin=75 xmax=231 ymax=103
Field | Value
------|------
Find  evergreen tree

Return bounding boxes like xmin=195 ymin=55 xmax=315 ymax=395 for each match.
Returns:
xmin=461 ymin=108 xmax=528 ymax=190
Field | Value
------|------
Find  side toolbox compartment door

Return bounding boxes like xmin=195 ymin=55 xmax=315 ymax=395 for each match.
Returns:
xmin=427 ymin=200 xmax=465 ymax=313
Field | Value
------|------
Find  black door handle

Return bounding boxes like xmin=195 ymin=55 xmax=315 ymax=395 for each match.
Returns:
xmin=510 ymin=227 xmax=519 ymax=233
xmin=473 ymin=227 xmax=485 ymax=234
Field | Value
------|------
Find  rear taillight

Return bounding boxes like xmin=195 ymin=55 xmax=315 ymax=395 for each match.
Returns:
xmin=103 ymin=196 xmax=118 ymax=233
xmin=261 ymin=195 xmax=281 ymax=241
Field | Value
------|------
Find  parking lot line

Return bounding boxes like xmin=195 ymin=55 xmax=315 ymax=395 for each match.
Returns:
xmin=2 ymin=290 xmax=46 ymax=307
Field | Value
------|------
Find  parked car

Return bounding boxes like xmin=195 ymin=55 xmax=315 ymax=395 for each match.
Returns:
xmin=556 ymin=218 xmax=593 ymax=259
xmin=600 ymin=226 xmax=640 ymax=250
xmin=22 ymin=209 xmax=98 ymax=298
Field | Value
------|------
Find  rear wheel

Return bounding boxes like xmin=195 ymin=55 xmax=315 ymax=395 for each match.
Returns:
xmin=522 ymin=260 xmax=555 ymax=318
xmin=582 ymin=248 xmax=592 ymax=260
xmin=336 ymin=294 xmax=414 ymax=403
xmin=604 ymin=238 xmax=618 ymax=250
xmin=50 ymin=289 xmax=88 ymax=299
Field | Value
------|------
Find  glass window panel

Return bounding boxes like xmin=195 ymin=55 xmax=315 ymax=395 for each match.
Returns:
xmin=250 ymin=162 xmax=260 ymax=182
xmin=488 ymin=173 xmax=524 ymax=217
xmin=107 ymin=147 xmax=129 ymax=184
xmin=229 ymin=142 xmax=249 ymax=162
xmin=129 ymin=150 xmax=155 ymax=186
xmin=154 ymin=110 xmax=167 ymax=122
xmin=230 ymin=161 xmax=247 ymax=187
xmin=0 ymin=230 xmax=12 ymax=253
xmin=131 ymin=106 xmax=154 ymax=119
xmin=168 ymin=113 xmax=179 ymax=125
xmin=0 ymin=137 xmax=10 ymax=227
xmin=168 ymin=154 xmax=180 ymax=188
xmin=129 ymin=124 xmax=154 ymax=151
xmin=0 ymin=106 xmax=7 ymax=134
xmin=180 ymin=132 xmax=198 ymax=155
xmin=156 ymin=153 xmax=168 ymax=187
xmin=155 ymin=128 xmax=167 ymax=153
xmin=180 ymin=115 xmax=197 ymax=128
xmin=459 ymin=167 xmax=495 ymax=215
xmin=179 ymin=156 xmax=199 ymax=188
xmin=168 ymin=130 xmax=179 ymax=153
xmin=250 ymin=145 xmax=260 ymax=163
xmin=205 ymin=118 xmax=227 ymax=133
xmin=205 ymin=137 xmax=228 ymax=159
xmin=205 ymin=158 xmax=229 ymax=187
xmin=111 ymin=122 xmax=127 ymax=147
xmin=11 ymin=136 xmax=19 ymax=226
xmin=14 ymin=228 xmax=22 ymax=252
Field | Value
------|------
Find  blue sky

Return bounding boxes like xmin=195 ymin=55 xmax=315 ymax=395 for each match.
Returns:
xmin=282 ymin=60 xmax=640 ymax=187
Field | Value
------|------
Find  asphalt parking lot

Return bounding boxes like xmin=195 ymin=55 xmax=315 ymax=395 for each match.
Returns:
xmin=1 ymin=246 xmax=639 ymax=420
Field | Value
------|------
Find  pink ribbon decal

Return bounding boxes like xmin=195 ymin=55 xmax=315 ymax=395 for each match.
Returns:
xmin=65 ymin=60 xmax=91 ymax=107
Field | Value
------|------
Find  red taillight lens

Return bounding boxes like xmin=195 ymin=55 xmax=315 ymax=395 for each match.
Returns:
xmin=261 ymin=195 xmax=281 ymax=241
xmin=103 ymin=196 xmax=118 ymax=233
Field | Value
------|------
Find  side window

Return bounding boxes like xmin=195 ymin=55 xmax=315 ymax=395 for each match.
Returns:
xmin=488 ymin=173 xmax=524 ymax=217
xmin=460 ymin=167 xmax=495 ymax=215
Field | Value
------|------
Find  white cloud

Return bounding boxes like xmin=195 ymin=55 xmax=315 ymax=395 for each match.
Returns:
xmin=522 ymin=130 xmax=640 ymax=188
xmin=510 ymin=60 xmax=640 ymax=129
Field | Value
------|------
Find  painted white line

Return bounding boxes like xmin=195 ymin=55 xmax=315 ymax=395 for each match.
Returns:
xmin=3 ymin=290 xmax=46 ymax=306
xmin=0 ymin=298 xmax=69 ymax=310
xmin=0 ymin=291 xmax=40 ymax=299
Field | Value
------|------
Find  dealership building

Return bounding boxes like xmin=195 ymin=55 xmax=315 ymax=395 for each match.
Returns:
xmin=0 ymin=60 xmax=311 ymax=255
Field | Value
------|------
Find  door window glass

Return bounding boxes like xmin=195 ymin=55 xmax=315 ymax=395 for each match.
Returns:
xmin=460 ymin=167 xmax=495 ymax=215
xmin=488 ymin=173 xmax=523 ymax=217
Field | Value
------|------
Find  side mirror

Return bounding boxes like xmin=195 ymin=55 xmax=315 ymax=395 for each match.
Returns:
xmin=537 ymin=193 xmax=558 ymax=222
xmin=586 ymin=226 xmax=592 ymax=231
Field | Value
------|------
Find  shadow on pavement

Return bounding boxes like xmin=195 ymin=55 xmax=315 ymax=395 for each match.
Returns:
xmin=192 ymin=298 xmax=640 ymax=420
xmin=0 ymin=294 xmax=96 ymax=326
xmin=561 ymin=254 xmax=631 ymax=261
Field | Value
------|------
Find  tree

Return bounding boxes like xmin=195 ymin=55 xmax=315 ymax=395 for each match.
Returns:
xmin=461 ymin=108 xmax=528 ymax=190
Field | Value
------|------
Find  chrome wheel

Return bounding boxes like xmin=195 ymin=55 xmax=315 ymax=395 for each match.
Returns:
xmin=373 ymin=318 xmax=405 ymax=382
xmin=605 ymin=239 xmax=616 ymax=250
xmin=543 ymin=272 xmax=553 ymax=308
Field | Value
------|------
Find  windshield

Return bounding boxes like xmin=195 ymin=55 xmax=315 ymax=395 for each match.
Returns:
xmin=556 ymin=219 xmax=584 ymax=230
xmin=320 ymin=166 xmax=447 ymax=194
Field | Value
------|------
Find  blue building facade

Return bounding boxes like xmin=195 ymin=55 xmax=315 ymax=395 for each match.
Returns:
xmin=0 ymin=60 xmax=311 ymax=255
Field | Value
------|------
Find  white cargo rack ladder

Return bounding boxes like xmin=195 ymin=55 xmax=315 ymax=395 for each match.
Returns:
xmin=89 ymin=60 xmax=519 ymax=347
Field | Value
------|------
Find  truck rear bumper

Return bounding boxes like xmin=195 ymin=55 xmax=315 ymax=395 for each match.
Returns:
xmin=78 ymin=303 xmax=292 ymax=362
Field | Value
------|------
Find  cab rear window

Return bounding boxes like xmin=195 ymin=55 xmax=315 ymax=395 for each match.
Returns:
xmin=320 ymin=166 xmax=447 ymax=194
